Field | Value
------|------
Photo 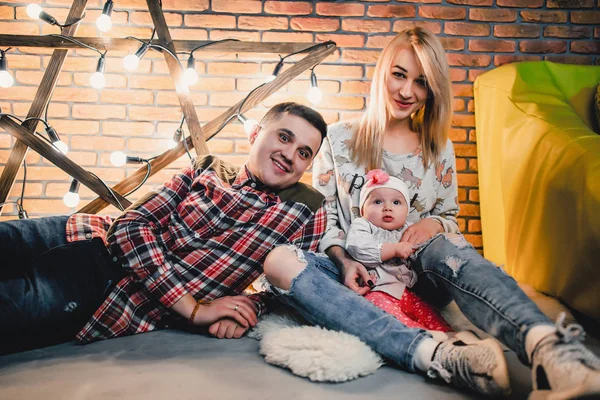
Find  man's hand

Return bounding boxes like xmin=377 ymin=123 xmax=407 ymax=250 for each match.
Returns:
xmin=192 ymin=295 xmax=258 ymax=328
xmin=400 ymin=218 xmax=444 ymax=247
xmin=326 ymin=246 xmax=374 ymax=295
xmin=208 ymin=318 xmax=249 ymax=339
xmin=395 ymin=242 xmax=414 ymax=259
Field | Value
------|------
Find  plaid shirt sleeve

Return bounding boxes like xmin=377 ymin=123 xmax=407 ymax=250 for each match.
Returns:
xmin=106 ymin=166 xmax=197 ymax=309
xmin=246 ymin=201 xmax=327 ymax=316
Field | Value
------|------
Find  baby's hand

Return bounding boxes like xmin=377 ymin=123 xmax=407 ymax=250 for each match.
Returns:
xmin=396 ymin=242 xmax=414 ymax=259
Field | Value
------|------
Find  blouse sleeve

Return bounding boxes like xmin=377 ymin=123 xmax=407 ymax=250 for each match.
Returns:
xmin=344 ymin=218 xmax=382 ymax=264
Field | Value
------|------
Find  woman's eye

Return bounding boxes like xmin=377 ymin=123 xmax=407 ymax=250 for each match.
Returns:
xmin=416 ymin=79 xmax=427 ymax=87
xmin=393 ymin=71 xmax=406 ymax=79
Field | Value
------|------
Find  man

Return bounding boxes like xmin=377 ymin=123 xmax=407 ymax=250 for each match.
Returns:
xmin=0 ymin=102 xmax=327 ymax=354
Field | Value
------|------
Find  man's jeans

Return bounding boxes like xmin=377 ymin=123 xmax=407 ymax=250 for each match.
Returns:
xmin=0 ymin=216 xmax=124 ymax=354
xmin=269 ymin=233 xmax=552 ymax=371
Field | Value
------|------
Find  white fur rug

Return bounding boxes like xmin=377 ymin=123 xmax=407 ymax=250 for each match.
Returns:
xmin=249 ymin=283 xmax=576 ymax=383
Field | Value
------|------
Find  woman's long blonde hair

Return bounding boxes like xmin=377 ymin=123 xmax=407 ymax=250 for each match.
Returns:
xmin=349 ymin=27 xmax=452 ymax=170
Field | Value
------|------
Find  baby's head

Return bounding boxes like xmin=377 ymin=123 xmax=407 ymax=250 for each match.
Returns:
xmin=359 ymin=169 xmax=410 ymax=231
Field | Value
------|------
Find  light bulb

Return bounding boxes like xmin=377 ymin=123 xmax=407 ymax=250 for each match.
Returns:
xmin=26 ymin=4 xmax=42 ymax=19
xmin=54 ymin=140 xmax=68 ymax=155
xmin=63 ymin=191 xmax=80 ymax=207
xmin=96 ymin=14 xmax=112 ymax=32
xmin=123 ymin=54 xmax=140 ymax=71
xmin=265 ymin=74 xmax=276 ymax=83
xmin=243 ymin=119 xmax=258 ymax=134
xmin=89 ymin=71 xmax=105 ymax=89
xmin=0 ymin=70 xmax=13 ymax=88
xmin=307 ymin=86 xmax=322 ymax=105
xmin=110 ymin=151 xmax=127 ymax=167
xmin=183 ymin=67 xmax=198 ymax=86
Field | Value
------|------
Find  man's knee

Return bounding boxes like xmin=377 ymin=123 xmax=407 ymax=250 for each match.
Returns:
xmin=263 ymin=245 xmax=307 ymax=291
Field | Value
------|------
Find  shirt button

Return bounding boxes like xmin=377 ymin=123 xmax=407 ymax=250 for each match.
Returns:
xmin=194 ymin=233 xmax=200 ymax=239
xmin=219 ymin=212 xmax=226 ymax=218
xmin=85 ymin=233 xmax=92 ymax=239
xmin=112 ymin=256 xmax=118 ymax=262
xmin=250 ymin=182 xmax=256 ymax=188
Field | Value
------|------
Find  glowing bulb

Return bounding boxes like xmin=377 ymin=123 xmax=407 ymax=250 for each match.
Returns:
xmin=243 ymin=119 xmax=258 ymax=134
xmin=96 ymin=14 xmax=112 ymax=32
xmin=0 ymin=70 xmax=13 ymax=88
xmin=183 ymin=67 xmax=198 ymax=86
xmin=26 ymin=4 xmax=42 ymax=19
xmin=54 ymin=140 xmax=68 ymax=155
xmin=307 ymin=86 xmax=322 ymax=105
xmin=123 ymin=54 xmax=140 ymax=71
xmin=110 ymin=151 xmax=127 ymax=167
xmin=63 ymin=191 xmax=80 ymax=208
xmin=89 ymin=71 xmax=105 ymax=89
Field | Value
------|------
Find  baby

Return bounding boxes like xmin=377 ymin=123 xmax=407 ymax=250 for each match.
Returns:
xmin=345 ymin=169 xmax=451 ymax=335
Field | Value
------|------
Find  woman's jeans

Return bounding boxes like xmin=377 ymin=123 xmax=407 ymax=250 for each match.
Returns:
xmin=269 ymin=233 xmax=552 ymax=372
xmin=0 ymin=216 xmax=124 ymax=355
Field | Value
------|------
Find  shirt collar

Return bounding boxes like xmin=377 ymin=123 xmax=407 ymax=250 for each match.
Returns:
xmin=233 ymin=165 xmax=278 ymax=195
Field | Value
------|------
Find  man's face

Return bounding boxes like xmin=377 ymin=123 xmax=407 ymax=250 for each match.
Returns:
xmin=247 ymin=113 xmax=322 ymax=191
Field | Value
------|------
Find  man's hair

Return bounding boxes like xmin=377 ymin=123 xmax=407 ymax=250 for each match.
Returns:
xmin=260 ymin=102 xmax=327 ymax=142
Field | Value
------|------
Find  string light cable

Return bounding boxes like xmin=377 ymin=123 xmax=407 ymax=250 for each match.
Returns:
xmin=266 ymin=40 xmax=334 ymax=82
xmin=177 ymin=38 xmax=241 ymax=85
xmin=26 ymin=4 xmax=85 ymax=28
xmin=0 ymin=47 xmax=15 ymax=88
xmin=47 ymin=34 xmax=107 ymax=89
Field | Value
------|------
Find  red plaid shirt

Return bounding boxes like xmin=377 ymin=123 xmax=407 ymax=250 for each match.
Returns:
xmin=69 ymin=156 xmax=326 ymax=343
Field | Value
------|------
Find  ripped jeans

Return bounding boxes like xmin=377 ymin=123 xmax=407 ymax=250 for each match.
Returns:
xmin=268 ymin=233 xmax=552 ymax=371
xmin=0 ymin=216 xmax=124 ymax=354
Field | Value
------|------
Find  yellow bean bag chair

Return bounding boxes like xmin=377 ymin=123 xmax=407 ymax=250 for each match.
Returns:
xmin=474 ymin=61 xmax=600 ymax=322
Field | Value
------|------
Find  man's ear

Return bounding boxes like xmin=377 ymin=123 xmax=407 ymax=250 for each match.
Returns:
xmin=248 ymin=124 xmax=261 ymax=144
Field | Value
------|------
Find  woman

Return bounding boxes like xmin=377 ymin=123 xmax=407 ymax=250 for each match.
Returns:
xmin=263 ymin=28 xmax=600 ymax=398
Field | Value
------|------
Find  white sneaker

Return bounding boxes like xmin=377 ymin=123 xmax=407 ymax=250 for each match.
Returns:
xmin=427 ymin=331 xmax=511 ymax=397
xmin=529 ymin=313 xmax=600 ymax=400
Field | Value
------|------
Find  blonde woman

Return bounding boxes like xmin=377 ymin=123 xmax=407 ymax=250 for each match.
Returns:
xmin=263 ymin=28 xmax=600 ymax=398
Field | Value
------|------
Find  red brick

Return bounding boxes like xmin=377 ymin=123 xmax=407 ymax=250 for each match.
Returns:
xmin=392 ymin=21 xmax=442 ymax=34
xmin=521 ymin=10 xmax=567 ymax=23
xmin=454 ymin=143 xmax=478 ymax=157
xmin=494 ymin=24 xmax=540 ymax=38
xmin=131 ymin=11 xmax=182 ymax=26
xmin=208 ymin=62 xmax=260 ymax=76
xmin=452 ymin=84 xmax=474 ymax=97
xmin=15 ymin=71 xmax=71 ymax=86
xmin=72 ymin=105 xmax=126 ymax=120
xmin=459 ymin=204 xmax=480 ymax=218
xmin=318 ymin=3 xmax=365 ymax=16
xmin=494 ymin=55 xmax=542 ymax=66
xmin=159 ymin=0 xmax=208 ymax=11
xmin=101 ymin=89 xmax=154 ymax=105
xmin=453 ymin=99 xmax=466 ymax=112
xmin=455 ymin=157 xmax=467 ymax=172
xmin=544 ymin=26 xmax=592 ymax=39
xmin=103 ymin=121 xmax=154 ymax=136
xmin=184 ymin=14 xmax=236 ymax=29
xmin=211 ymin=0 xmax=261 ymax=13
xmin=342 ymin=19 xmax=390 ymax=33
xmin=318 ymin=96 xmax=365 ymax=111
xmin=419 ymin=5 xmax=465 ymax=20
xmin=0 ymin=86 xmax=37 ymax=101
xmin=519 ymin=40 xmax=567 ymax=54
xmin=469 ymin=8 xmax=516 ymax=22
xmin=169 ymin=28 xmax=209 ymax=41
xmin=439 ymin=37 xmax=466 ymax=51
xmin=452 ymin=114 xmax=476 ymax=128
xmin=468 ymin=219 xmax=482 ymax=233
xmin=0 ymin=5 xmax=14 ymax=19
xmin=265 ymin=1 xmax=312 ymax=15
xmin=548 ymin=0 xmax=595 ymax=7
xmin=544 ymin=55 xmax=594 ymax=64
xmin=70 ymin=135 xmax=125 ymax=151
xmin=469 ymin=39 xmax=516 ymax=52
xmin=468 ymin=189 xmax=479 ymax=202
xmin=449 ymin=128 xmax=468 ymax=142
xmin=100 ymin=26 xmax=153 ymax=40
xmin=314 ymin=65 xmax=364 ymax=79
xmin=238 ymin=16 xmax=288 ymax=30
xmin=464 ymin=234 xmax=483 ymax=248
xmin=289 ymin=80 xmax=339 ymax=94
xmin=571 ymin=41 xmax=600 ymax=54
xmin=129 ymin=106 xmax=181 ymax=122
xmin=571 ymin=11 xmax=600 ymax=24
xmin=444 ymin=22 xmax=490 ymax=37
xmin=0 ymin=54 xmax=40 ymax=70
xmin=367 ymin=5 xmax=416 ymax=18
xmin=209 ymin=92 xmax=246 ymax=107
xmin=497 ymin=0 xmax=542 ymax=7
xmin=384 ymin=0 xmax=440 ymax=3
xmin=457 ymin=216 xmax=467 ymax=230
xmin=128 ymin=75 xmax=175 ymax=90
xmin=209 ymin=30 xmax=260 ymax=41
xmin=468 ymin=159 xmax=478 ymax=172
xmin=317 ymin=34 xmax=365 ymax=48
xmin=341 ymin=81 xmax=371 ymax=95
xmin=447 ymin=54 xmax=491 ymax=67
xmin=595 ymin=27 xmax=600 ymax=39
xmin=50 ymin=120 xmax=99 ymax=135
xmin=292 ymin=17 xmax=340 ymax=32
xmin=467 ymin=100 xmax=475 ymax=113
xmin=450 ymin=68 xmax=467 ymax=82
xmin=447 ymin=0 xmax=492 ymax=4
xmin=262 ymin=31 xmax=313 ymax=44
xmin=342 ymin=50 xmax=380 ymax=64
xmin=51 ymin=87 xmax=98 ymax=103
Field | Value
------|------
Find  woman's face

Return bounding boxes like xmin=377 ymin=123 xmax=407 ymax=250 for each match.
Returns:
xmin=385 ymin=47 xmax=429 ymax=122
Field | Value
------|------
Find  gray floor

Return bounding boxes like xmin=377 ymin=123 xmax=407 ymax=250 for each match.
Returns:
xmin=0 ymin=329 xmax=548 ymax=400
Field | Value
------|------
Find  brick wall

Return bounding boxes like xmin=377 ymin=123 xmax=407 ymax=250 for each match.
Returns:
xmin=0 ymin=0 xmax=599 ymax=251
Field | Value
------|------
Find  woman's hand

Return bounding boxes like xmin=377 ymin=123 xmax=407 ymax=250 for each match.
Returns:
xmin=326 ymin=246 xmax=374 ymax=295
xmin=192 ymin=295 xmax=258 ymax=328
xmin=208 ymin=318 xmax=249 ymax=339
xmin=400 ymin=218 xmax=444 ymax=247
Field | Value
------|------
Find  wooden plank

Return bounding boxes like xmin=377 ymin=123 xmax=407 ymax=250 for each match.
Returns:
xmin=77 ymin=42 xmax=336 ymax=214
xmin=146 ymin=0 xmax=207 ymax=156
xmin=0 ymin=0 xmax=88 ymax=216
xmin=0 ymin=35 xmax=313 ymax=54
xmin=0 ymin=116 xmax=131 ymax=210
